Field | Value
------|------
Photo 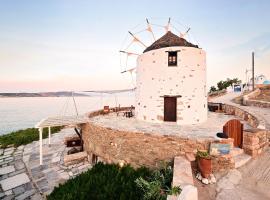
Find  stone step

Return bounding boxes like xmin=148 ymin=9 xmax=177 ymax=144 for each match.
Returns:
xmin=234 ymin=153 xmax=252 ymax=168
xmin=231 ymin=147 xmax=244 ymax=157
xmin=64 ymin=151 xmax=88 ymax=166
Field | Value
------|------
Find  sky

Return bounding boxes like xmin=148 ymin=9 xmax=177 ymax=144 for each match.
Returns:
xmin=0 ymin=0 xmax=269 ymax=92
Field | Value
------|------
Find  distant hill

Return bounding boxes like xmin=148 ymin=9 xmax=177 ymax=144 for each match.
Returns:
xmin=0 ymin=92 xmax=89 ymax=97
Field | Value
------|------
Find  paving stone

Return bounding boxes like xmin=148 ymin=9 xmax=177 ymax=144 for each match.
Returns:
xmin=14 ymin=161 xmax=25 ymax=170
xmin=4 ymin=190 xmax=13 ymax=196
xmin=36 ymin=178 xmax=48 ymax=189
xmin=12 ymin=185 xmax=25 ymax=196
xmin=0 ymin=149 xmax=3 ymax=155
xmin=23 ymin=182 xmax=33 ymax=191
xmin=4 ymin=151 xmax=13 ymax=156
xmin=31 ymin=172 xmax=44 ymax=180
xmin=17 ymin=146 xmax=24 ymax=151
xmin=4 ymin=148 xmax=14 ymax=153
xmin=0 ymin=173 xmax=30 ymax=191
xmin=0 ymin=192 xmax=5 ymax=198
xmin=8 ymin=169 xmax=26 ymax=177
xmin=14 ymin=189 xmax=35 ymax=200
xmin=0 ymin=174 xmax=8 ymax=181
xmin=0 ymin=155 xmax=11 ymax=160
xmin=51 ymin=156 xmax=61 ymax=163
xmin=2 ymin=194 xmax=15 ymax=200
xmin=0 ymin=166 xmax=15 ymax=175
xmin=4 ymin=157 xmax=14 ymax=162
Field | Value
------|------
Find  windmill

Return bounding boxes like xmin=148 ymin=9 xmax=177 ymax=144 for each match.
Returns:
xmin=119 ymin=18 xmax=196 ymax=87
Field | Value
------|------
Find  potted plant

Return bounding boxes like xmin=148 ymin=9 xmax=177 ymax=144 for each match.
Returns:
xmin=196 ymin=150 xmax=212 ymax=178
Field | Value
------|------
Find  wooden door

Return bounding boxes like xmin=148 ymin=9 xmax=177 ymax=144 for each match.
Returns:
xmin=223 ymin=119 xmax=243 ymax=148
xmin=164 ymin=97 xmax=177 ymax=122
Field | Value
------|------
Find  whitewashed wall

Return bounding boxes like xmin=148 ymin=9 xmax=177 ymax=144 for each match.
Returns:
xmin=135 ymin=46 xmax=207 ymax=125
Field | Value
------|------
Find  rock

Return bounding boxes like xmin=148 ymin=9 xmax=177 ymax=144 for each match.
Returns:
xmin=68 ymin=171 xmax=73 ymax=176
xmin=202 ymin=178 xmax=209 ymax=184
xmin=210 ymin=174 xmax=216 ymax=183
xmin=196 ymin=173 xmax=202 ymax=181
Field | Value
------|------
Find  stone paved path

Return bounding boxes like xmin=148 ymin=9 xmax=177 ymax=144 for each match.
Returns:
xmin=0 ymin=145 xmax=41 ymax=200
xmin=216 ymin=148 xmax=270 ymax=200
xmin=0 ymin=128 xmax=92 ymax=199
xmin=211 ymin=92 xmax=270 ymax=130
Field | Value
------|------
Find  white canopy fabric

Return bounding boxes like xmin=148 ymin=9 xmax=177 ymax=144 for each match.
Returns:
xmin=35 ymin=115 xmax=89 ymax=165
xmin=35 ymin=115 xmax=89 ymax=128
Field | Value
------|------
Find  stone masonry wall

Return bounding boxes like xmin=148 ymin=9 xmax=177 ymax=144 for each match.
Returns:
xmin=81 ymin=122 xmax=212 ymax=169
xmin=243 ymin=129 xmax=269 ymax=157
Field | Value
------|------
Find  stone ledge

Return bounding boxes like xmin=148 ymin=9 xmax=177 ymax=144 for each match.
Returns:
xmin=167 ymin=157 xmax=198 ymax=200
xmin=64 ymin=152 xmax=88 ymax=166
xmin=172 ymin=156 xmax=194 ymax=187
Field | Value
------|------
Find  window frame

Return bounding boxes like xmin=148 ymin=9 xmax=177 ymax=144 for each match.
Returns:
xmin=167 ymin=51 xmax=179 ymax=67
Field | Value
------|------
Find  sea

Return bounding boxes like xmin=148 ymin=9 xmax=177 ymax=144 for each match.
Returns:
xmin=0 ymin=92 xmax=135 ymax=135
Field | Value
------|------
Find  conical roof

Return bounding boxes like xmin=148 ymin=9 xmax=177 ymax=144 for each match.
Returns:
xmin=143 ymin=31 xmax=198 ymax=53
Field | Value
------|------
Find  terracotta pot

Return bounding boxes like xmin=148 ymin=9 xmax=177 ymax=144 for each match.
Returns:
xmin=198 ymin=157 xmax=212 ymax=178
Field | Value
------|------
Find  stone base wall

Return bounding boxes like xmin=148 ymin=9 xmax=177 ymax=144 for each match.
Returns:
xmin=81 ymin=122 xmax=213 ymax=169
xmin=243 ymin=129 xmax=269 ymax=157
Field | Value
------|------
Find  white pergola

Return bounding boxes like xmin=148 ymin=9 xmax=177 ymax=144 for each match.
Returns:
xmin=35 ymin=115 xmax=89 ymax=165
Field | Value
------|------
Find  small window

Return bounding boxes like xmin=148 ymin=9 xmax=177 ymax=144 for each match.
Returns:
xmin=168 ymin=51 xmax=177 ymax=66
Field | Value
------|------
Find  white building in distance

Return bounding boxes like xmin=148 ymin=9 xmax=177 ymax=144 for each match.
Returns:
xmin=135 ymin=31 xmax=207 ymax=125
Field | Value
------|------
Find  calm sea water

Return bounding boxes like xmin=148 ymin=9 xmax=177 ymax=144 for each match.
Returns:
xmin=0 ymin=93 xmax=135 ymax=135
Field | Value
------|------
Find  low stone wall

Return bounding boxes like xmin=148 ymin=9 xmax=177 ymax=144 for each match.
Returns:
xmin=243 ymin=129 xmax=269 ymax=157
xmin=244 ymin=99 xmax=270 ymax=108
xmin=221 ymin=104 xmax=259 ymax=128
xmin=81 ymin=122 xmax=211 ymax=168
xmin=243 ymin=88 xmax=270 ymax=108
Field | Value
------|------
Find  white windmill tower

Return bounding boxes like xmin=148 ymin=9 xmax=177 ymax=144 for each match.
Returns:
xmin=120 ymin=18 xmax=207 ymax=125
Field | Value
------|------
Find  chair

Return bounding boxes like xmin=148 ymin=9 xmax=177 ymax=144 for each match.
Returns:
xmin=103 ymin=106 xmax=110 ymax=115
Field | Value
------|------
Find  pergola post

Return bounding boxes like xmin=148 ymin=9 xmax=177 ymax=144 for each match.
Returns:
xmin=48 ymin=126 xmax=51 ymax=146
xmin=39 ymin=128 xmax=43 ymax=165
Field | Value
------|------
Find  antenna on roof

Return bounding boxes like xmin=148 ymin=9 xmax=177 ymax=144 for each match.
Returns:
xmin=180 ymin=27 xmax=191 ymax=38
xmin=128 ymin=31 xmax=147 ymax=48
xmin=146 ymin=18 xmax=156 ymax=41
xmin=165 ymin=17 xmax=171 ymax=32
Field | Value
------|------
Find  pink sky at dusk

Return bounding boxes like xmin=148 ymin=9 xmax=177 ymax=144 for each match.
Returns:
xmin=0 ymin=1 xmax=269 ymax=92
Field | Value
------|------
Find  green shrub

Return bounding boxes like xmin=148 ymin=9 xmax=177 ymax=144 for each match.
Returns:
xmin=0 ymin=126 xmax=62 ymax=148
xmin=135 ymin=162 xmax=181 ymax=200
xmin=196 ymin=150 xmax=210 ymax=159
xmin=48 ymin=162 xmax=179 ymax=200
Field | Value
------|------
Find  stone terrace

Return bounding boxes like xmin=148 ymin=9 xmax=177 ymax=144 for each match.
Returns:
xmin=89 ymin=112 xmax=251 ymax=139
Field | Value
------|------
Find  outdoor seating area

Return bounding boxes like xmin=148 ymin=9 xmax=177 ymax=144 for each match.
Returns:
xmin=89 ymin=111 xmax=251 ymax=139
